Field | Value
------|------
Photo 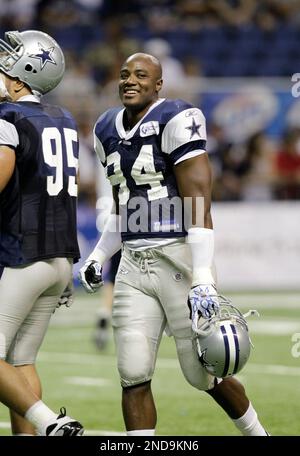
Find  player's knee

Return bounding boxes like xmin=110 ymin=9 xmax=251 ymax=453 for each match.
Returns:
xmin=176 ymin=338 xmax=215 ymax=391
xmin=117 ymin=330 xmax=154 ymax=387
xmin=6 ymin=341 xmax=37 ymax=366
xmin=0 ymin=332 xmax=9 ymax=360
xmin=181 ymin=365 xmax=215 ymax=391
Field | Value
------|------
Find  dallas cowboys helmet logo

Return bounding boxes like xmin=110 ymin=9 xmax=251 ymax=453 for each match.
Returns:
xmin=197 ymin=345 xmax=215 ymax=370
xmin=30 ymin=43 xmax=56 ymax=69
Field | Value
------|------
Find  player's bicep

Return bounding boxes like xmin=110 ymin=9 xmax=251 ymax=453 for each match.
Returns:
xmin=0 ymin=145 xmax=16 ymax=192
xmin=174 ymin=153 xmax=212 ymax=197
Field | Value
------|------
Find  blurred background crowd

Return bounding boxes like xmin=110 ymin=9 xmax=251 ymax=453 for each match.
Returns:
xmin=1 ymin=0 xmax=300 ymax=205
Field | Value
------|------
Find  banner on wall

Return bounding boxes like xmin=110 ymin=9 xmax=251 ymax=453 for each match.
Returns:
xmin=199 ymin=78 xmax=295 ymax=142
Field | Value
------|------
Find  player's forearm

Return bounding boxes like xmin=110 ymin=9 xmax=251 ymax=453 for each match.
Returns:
xmin=184 ymin=195 xmax=212 ymax=229
xmin=87 ymin=213 xmax=122 ymax=264
xmin=186 ymin=227 xmax=215 ymax=286
xmin=174 ymin=155 xmax=215 ymax=284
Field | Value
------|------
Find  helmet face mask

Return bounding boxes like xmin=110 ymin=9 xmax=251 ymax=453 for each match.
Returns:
xmin=194 ymin=300 xmax=257 ymax=378
xmin=0 ymin=30 xmax=65 ymax=95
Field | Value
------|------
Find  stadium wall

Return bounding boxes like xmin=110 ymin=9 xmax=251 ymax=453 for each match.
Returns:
xmin=213 ymin=201 xmax=300 ymax=291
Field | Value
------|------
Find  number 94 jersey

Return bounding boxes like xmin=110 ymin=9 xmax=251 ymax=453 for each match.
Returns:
xmin=94 ymin=98 xmax=207 ymax=241
xmin=0 ymin=100 xmax=80 ymax=266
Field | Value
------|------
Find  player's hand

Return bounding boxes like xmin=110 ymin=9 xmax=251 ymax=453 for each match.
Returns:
xmin=57 ymin=282 xmax=74 ymax=309
xmin=0 ymin=78 xmax=12 ymax=101
xmin=188 ymin=284 xmax=220 ymax=329
xmin=78 ymin=260 xmax=104 ymax=293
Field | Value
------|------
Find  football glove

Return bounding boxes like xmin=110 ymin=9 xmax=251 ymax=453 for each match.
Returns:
xmin=188 ymin=284 xmax=220 ymax=329
xmin=78 ymin=260 xmax=104 ymax=293
xmin=56 ymin=282 xmax=73 ymax=311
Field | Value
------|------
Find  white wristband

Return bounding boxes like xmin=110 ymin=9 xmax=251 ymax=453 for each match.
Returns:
xmin=186 ymin=227 xmax=215 ymax=286
xmin=87 ymin=214 xmax=122 ymax=265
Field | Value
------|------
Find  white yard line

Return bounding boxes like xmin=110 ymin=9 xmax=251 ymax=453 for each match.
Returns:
xmin=38 ymin=351 xmax=300 ymax=376
xmin=247 ymin=363 xmax=300 ymax=376
xmin=64 ymin=377 xmax=110 ymax=387
xmin=248 ymin=320 xmax=300 ymax=335
xmin=0 ymin=422 xmax=10 ymax=429
xmin=37 ymin=351 xmax=180 ymax=368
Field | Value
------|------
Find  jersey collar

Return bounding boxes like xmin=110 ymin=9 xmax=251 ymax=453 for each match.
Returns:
xmin=17 ymin=94 xmax=41 ymax=103
xmin=115 ymin=98 xmax=165 ymax=140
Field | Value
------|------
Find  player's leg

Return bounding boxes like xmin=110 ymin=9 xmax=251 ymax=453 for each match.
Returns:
xmin=113 ymin=249 xmax=165 ymax=435
xmin=122 ymin=381 xmax=157 ymax=434
xmin=160 ymin=242 xmax=268 ymax=435
xmin=3 ymin=258 xmax=72 ymax=435
xmin=0 ymin=358 xmax=61 ymax=435
xmin=206 ymin=377 xmax=268 ymax=435
xmin=9 ymin=364 xmax=42 ymax=435
xmin=0 ymin=358 xmax=83 ymax=435
xmin=0 ymin=359 xmax=40 ymax=416
xmin=0 ymin=263 xmax=44 ymax=434
xmin=159 ymin=242 xmax=217 ymax=391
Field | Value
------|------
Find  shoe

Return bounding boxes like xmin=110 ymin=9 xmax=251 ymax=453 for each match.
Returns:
xmin=45 ymin=407 xmax=84 ymax=436
xmin=93 ymin=316 xmax=110 ymax=350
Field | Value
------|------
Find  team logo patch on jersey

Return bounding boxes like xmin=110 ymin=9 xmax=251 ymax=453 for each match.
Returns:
xmin=140 ymin=121 xmax=159 ymax=137
xmin=185 ymin=117 xmax=201 ymax=139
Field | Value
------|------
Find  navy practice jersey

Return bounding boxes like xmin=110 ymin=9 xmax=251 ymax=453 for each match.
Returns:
xmin=94 ymin=98 xmax=207 ymax=241
xmin=0 ymin=100 xmax=80 ymax=266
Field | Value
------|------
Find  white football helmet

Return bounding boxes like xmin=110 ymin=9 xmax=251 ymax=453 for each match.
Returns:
xmin=193 ymin=297 xmax=258 ymax=378
xmin=0 ymin=30 xmax=65 ymax=95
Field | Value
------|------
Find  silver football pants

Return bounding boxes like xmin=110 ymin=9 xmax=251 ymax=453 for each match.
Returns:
xmin=113 ymin=242 xmax=215 ymax=391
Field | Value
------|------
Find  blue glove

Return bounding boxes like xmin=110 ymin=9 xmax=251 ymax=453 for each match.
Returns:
xmin=188 ymin=284 xmax=220 ymax=330
xmin=78 ymin=260 xmax=104 ymax=293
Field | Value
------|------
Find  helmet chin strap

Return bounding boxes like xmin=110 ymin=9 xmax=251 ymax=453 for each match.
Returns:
xmin=31 ymin=89 xmax=42 ymax=99
xmin=243 ymin=309 xmax=260 ymax=319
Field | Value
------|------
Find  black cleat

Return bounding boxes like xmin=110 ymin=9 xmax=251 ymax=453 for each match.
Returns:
xmin=45 ymin=407 xmax=84 ymax=436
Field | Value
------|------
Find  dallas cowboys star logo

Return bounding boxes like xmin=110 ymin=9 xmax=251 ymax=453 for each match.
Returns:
xmin=198 ymin=347 xmax=214 ymax=369
xmin=185 ymin=117 xmax=201 ymax=139
xmin=30 ymin=43 xmax=56 ymax=69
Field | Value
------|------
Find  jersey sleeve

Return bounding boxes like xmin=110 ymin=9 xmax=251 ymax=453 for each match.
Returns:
xmin=0 ymin=119 xmax=19 ymax=148
xmin=161 ymin=107 xmax=207 ymax=165
xmin=93 ymin=123 xmax=106 ymax=164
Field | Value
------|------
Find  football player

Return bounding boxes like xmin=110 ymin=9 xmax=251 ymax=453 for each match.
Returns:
xmin=79 ymin=53 xmax=268 ymax=436
xmin=0 ymin=30 xmax=83 ymax=435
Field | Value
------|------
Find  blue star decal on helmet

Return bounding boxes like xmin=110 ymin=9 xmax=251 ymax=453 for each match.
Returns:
xmin=30 ymin=43 xmax=56 ymax=69
xmin=197 ymin=345 xmax=215 ymax=370
xmin=185 ymin=117 xmax=201 ymax=139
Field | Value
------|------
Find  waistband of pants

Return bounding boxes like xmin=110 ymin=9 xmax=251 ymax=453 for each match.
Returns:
xmin=123 ymin=245 xmax=160 ymax=261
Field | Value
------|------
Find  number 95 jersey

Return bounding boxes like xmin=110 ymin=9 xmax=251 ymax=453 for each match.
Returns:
xmin=0 ymin=100 xmax=80 ymax=266
xmin=94 ymin=98 xmax=207 ymax=241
